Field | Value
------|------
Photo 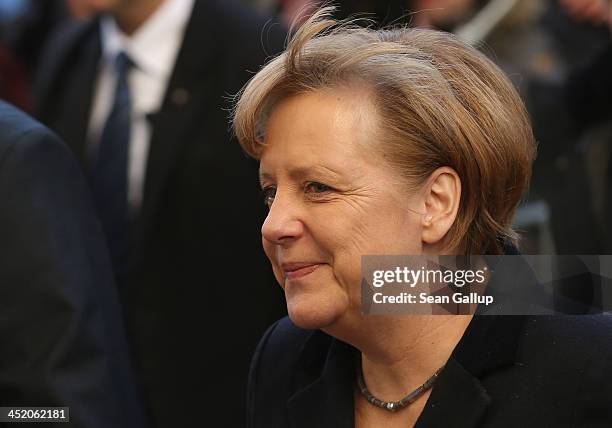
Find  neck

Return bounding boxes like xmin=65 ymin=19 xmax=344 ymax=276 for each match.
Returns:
xmin=326 ymin=314 xmax=473 ymax=401
xmin=112 ymin=0 xmax=166 ymax=35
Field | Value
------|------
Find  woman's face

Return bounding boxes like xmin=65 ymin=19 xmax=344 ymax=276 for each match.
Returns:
xmin=259 ymin=90 xmax=427 ymax=330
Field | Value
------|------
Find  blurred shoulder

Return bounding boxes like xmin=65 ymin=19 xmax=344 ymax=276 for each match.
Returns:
xmin=0 ymin=101 xmax=43 ymax=136
xmin=34 ymin=17 xmax=99 ymax=112
xmin=193 ymin=0 xmax=286 ymax=60
xmin=36 ymin=17 xmax=97 ymax=69
xmin=0 ymin=102 xmax=60 ymax=156
xmin=45 ymin=17 xmax=96 ymax=50
xmin=198 ymin=0 xmax=284 ymax=36
xmin=0 ymin=103 xmax=80 ymax=199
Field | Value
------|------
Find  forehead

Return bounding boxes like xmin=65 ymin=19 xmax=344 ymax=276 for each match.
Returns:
xmin=259 ymin=89 xmax=378 ymax=175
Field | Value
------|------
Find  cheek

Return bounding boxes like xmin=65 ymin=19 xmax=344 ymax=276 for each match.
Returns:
xmin=324 ymin=206 xmax=423 ymax=273
xmin=310 ymin=216 xmax=370 ymax=293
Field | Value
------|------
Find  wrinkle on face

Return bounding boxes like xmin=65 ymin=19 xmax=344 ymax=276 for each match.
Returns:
xmin=259 ymin=87 xmax=426 ymax=330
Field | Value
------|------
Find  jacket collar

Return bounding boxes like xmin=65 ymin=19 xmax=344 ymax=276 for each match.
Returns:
xmin=414 ymin=315 xmax=525 ymax=427
xmin=287 ymin=314 xmax=525 ymax=428
xmin=288 ymin=334 xmax=356 ymax=428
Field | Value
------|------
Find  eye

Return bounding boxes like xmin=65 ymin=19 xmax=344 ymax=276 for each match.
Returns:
xmin=261 ymin=186 xmax=276 ymax=208
xmin=304 ymin=182 xmax=333 ymax=196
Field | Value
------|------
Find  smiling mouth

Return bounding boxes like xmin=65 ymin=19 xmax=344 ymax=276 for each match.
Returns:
xmin=282 ymin=263 xmax=322 ymax=280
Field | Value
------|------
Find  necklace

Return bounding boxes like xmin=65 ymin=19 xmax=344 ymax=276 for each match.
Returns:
xmin=356 ymin=362 xmax=444 ymax=412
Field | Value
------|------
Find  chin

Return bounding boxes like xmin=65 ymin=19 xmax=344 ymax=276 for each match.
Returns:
xmin=286 ymin=294 xmax=349 ymax=330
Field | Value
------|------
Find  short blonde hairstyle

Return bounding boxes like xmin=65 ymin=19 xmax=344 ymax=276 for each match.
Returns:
xmin=232 ymin=7 xmax=536 ymax=255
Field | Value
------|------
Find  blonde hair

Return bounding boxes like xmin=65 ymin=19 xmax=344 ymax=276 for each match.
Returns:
xmin=232 ymin=7 xmax=536 ymax=255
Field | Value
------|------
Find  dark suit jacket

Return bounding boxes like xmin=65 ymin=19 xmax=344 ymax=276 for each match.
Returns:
xmin=34 ymin=2 xmax=287 ymax=426
xmin=250 ymin=314 xmax=612 ymax=427
xmin=0 ymin=101 xmax=147 ymax=427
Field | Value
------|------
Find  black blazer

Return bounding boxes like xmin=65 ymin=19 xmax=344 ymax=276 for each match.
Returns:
xmin=34 ymin=2 xmax=286 ymax=426
xmin=0 ymin=101 xmax=147 ymax=427
xmin=250 ymin=297 xmax=612 ymax=426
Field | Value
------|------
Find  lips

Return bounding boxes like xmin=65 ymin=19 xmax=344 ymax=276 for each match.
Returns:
xmin=281 ymin=262 xmax=322 ymax=280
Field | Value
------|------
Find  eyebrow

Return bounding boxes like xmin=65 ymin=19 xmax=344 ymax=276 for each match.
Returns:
xmin=259 ymin=165 xmax=343 ymax=185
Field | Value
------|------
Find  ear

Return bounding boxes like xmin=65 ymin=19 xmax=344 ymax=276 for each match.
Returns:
xmin=420 ymin=167 xmax=461 ymax=250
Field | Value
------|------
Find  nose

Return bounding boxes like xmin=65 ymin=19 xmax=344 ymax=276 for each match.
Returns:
xmin=261 ymin=191 xmax=304 ymax=245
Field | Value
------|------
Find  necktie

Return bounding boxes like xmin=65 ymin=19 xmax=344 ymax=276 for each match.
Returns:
xmin=91 ymin=51 xmax=133 ymax=279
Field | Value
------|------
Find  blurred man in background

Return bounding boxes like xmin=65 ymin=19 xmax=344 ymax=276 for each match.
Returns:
xmin=34 ymin=0 xmax=286 ymax=426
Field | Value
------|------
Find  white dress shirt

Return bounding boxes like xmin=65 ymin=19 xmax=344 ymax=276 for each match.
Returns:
xmin=87 ymin=0 xmax=195 ymax=211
